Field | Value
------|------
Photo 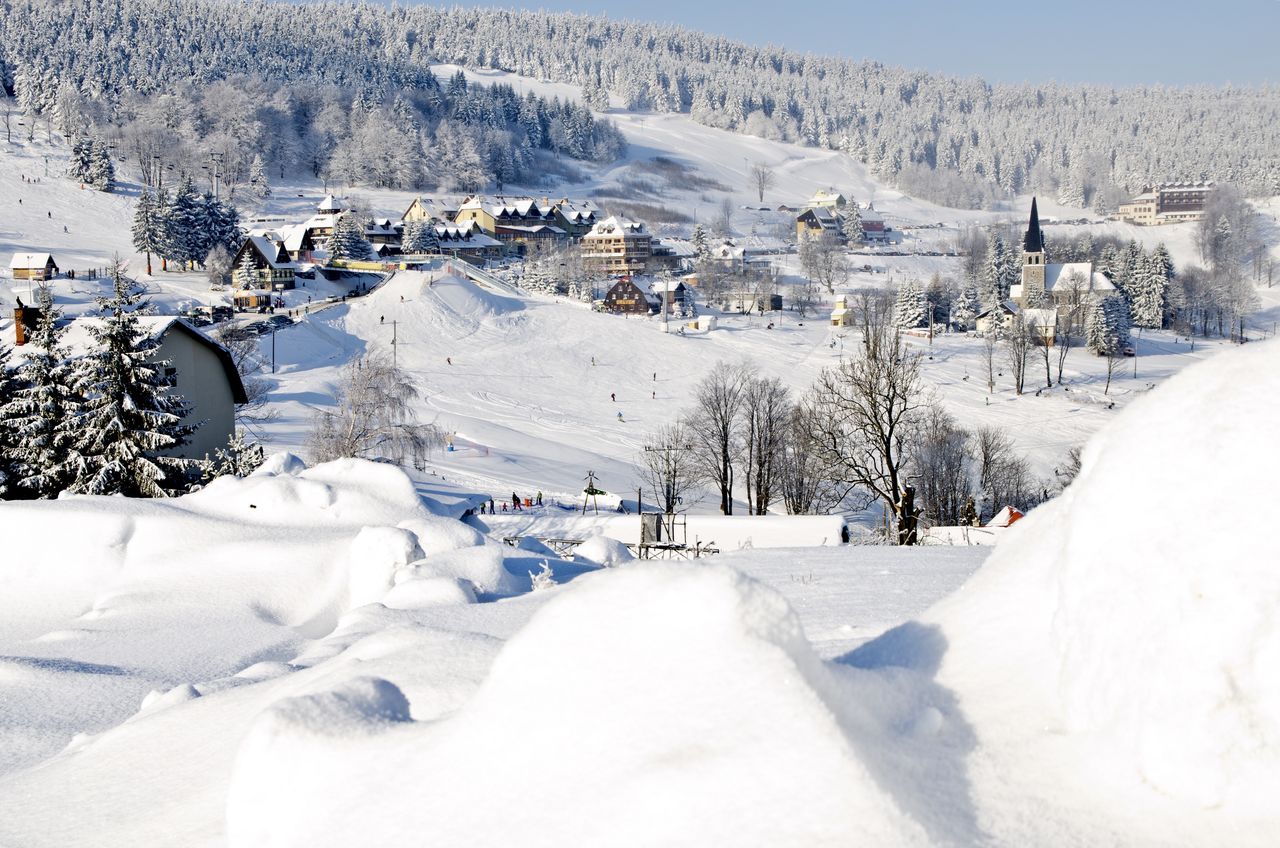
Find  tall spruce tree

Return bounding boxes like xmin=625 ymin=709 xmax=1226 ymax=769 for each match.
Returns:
xmin=132 ymin=188 xmax=165 ymax=275
xmin=952 ymin=281 xmax=981 ymax=331
xmin=401 ymin=220 xmax=439 ymax=254
xmin=9 ymin=285 xmax=81 ymax=498
xmin=62 ymin=263 xmax=200 ymax=497
xmin=893 ymin=279 xmax=928 ymax=329
xmin=0 ymin=339 xmax=21 ymax=497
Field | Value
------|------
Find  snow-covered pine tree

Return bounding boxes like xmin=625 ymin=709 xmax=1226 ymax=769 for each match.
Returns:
xmin=1056 ymin=172 xmax=1085 ymax=208
xmin=65 ymin=135 xmax=94 ymax=185
xmin=162 ymin=180 xmax=202 ymax=270
xmin=1130 ymin=254 xmax=1165 ymax=329
xmin=840 ymin=200 xmax=863 ymax=242
xmin=204 ymin=196 xmax=243 ymax=256
xmin=893 ymin=279 xmax=927 ymax=329
xmin=62 ymin=264 xmax=200 ymax=498
xmin=982 ymin=234 xmax=1012 ymax=307
xmin=248 ymin=154 xmax=271 ymax=202
xmin=328 ymin=212 xmax=371 ymax=261
xmin=8 ymin=285 xmax=81 ymax=498
xmin=401 ymin=220 xmax=439 ymax=254
xmin=1086 ymin=296 xmax=1131 ymax=355
xmin=233 ymin=248 xmax=258 ymax=290
xmin=210 ymin=429 xmax=265 ymax=478
xmin=0 ymin=339 xmax=21 ymax=497
xmin=132 ymin=188 xmax=165 ymax=275
xmin=952 ymin=281 xmax=981 ymax=330
xmin=86 ymin=138 xmax=115 ymax=191
xmin=691 ymin=223 xmax=710 ymax=261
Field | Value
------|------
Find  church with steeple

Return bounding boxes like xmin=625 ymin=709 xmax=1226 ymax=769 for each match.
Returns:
xmin=1010 ymin=198 xmax=1115 ymax=311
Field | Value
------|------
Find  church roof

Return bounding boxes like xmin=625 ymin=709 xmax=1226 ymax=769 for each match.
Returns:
xmin=1024 ymin=197 xmax=1045 ymax=253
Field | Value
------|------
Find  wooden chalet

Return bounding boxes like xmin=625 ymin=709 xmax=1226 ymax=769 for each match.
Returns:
xmin=233 ymin=236 xmax=297 ymax=290
xmin=603 ymin=279 xmax=657 ymax=315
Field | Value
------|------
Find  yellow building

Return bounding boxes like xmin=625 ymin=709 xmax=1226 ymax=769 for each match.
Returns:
xmin=582 ymin=216 xmax=652 ymax=275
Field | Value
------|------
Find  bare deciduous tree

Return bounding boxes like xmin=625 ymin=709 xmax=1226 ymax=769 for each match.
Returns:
xmin=749 ymin=162 xmax=775 ymax=203
xmin=799 ymin=231 xmax=850 ymax=294
xmin=688 ymin=361 xmax=750 ymax=515
xmin=806 ymin=321 xmax=927 ymax=544
xmin=637 ymin=421 xmax=702 ymax=514
xmin=910 ymin=405 xmax=972 ymax=527
xmin=778 ymin=400 xmax=846 ymax=515
xmin=741 ymin=375 xmax=790 ymax=514
xmin=211 ymin=324 xmax=278 ymax=430
xmin=307 ymin=352 xmax=444 ymax=469
xmin=972 ymin=426 xmax=1035 ymax=522
xmin=1004 ymin=312 xmax=1030 ymax=395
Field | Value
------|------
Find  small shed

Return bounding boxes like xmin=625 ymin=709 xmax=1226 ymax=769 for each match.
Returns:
xmin=975 ymin=300 xmax=1020 ymax=337
xmin=831 ymin=295 xmax=851 ymax=327
xmin=10 ymin=253 xmax=59 ymax=281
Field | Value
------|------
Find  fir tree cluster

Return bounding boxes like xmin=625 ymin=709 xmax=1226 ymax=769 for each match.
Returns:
xmin=132 ymin=180 xmax=243 ymax=273
xmin=66 ymin=134 xmax=115 ymax=191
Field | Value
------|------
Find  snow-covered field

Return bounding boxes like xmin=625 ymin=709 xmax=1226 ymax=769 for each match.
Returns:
xmin=2 ymin=337 xmax=1279 ymax=845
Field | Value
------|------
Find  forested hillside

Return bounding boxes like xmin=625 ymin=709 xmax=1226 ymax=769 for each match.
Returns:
xmin=0 ymin=0 xmax=1276 ymax=205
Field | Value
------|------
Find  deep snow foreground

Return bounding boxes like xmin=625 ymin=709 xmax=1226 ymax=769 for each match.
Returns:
xmin=3 ymin=340 xmax=1279 ymax=847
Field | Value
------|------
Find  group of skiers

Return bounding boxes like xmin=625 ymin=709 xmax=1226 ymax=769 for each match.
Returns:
xmin=476 ymin=491 xmax=544 ymax=514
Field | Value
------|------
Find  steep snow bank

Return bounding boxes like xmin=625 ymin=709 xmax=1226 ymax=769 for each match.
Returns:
xmin=921 ymin=337 xmax=1280 ymax=838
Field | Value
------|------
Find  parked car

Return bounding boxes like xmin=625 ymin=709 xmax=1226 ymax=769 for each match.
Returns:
xmin=267 ymin=315 xmax=293 ymax=329
xmin=1122 ymin=345 xmax=1136 ymax=357
xmin=246 ymin=321 xmax=273 ymax=336
xmin=211 ymin=306 xmax=234 ymax=323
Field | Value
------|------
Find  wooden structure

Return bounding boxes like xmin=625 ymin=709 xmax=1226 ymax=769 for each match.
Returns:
xmin=603 ymin=279 xmax=656 ymax=315
xmin=232 ymin=236 xmax=297 ymax=290
xmin=10 ymin=253 xmax=59 ymax=281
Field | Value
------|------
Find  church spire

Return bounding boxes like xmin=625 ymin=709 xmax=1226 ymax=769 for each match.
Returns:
xmin=1023 ymin=197 xmax=1044 ymax=253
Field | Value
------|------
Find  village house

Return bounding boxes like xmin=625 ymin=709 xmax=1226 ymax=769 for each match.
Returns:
xmin=602 ymin=278 xmax=658 ymax=315
xmin=401 ymin=196 xmax=462 ymax=224
xmin=859 ymin=204 xmax=890 ymax=242
xmin=275 ymin=225 xmax=317 ymax=263
xmin=1116 ymin=183 xmax=1213 ymax=226
xmin=48 ymin=316 xmax=248 ymax=461
xmin=647 ymin=278 xmax=695 ymax=316
xmin=9 ymin=252 xmax=59 ymax=281
xmin=301 ymin=194 xmax=345 ymax=239
xmin=365 ymin=218 xmax=402 ymax=248
xmin=582 ymin=216 xmax=652 ymax=276
xmin=795 ymin=206 xmax=841 ymax=241
xmin=232 ymin=235 xmax=297 ymax=291
xmin=975 ymin=300 xmax=1020 ymax=336
xmin=807 ymin=188 xmax=847 ymax=209
xmin=550 ymin=199 xmax=601 ymax=239
xmin=831 ymin=294 xmax=851 ymax=327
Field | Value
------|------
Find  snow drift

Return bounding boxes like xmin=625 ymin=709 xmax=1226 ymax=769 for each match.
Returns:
xmin=226 ymin=563 xmax=935 ymax=847
xmin=919 ymin=338 xmax=1280 ymax=837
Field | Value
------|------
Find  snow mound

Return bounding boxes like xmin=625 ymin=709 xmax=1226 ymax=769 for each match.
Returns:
xmin=930 ymin=339 xmax=1280 ymax=815
xmin=383 ymin=576 xmax=477 ymax=609
xmin=401 ymin=544 xmax=521 ymax=597
xmin=226 ymin=564 xmax=930 ymax=847
xmin=573 ymin=532 xmax=635 ymax=566
xmin=425 ymin=273 xmax=523 ymax=318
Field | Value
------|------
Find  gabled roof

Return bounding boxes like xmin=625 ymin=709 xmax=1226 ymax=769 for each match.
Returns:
xmin=239 ymin=235 xmax=295 ymax=270
xmin=459 ymin=194 xmax=553 ymax=220
xmin=554 ymin=199 xmax=599 ymax=223
xmin=976 ymin=300 xmax=1020 ymax=319
xmin=1044 ymin=263 xmax=1114 ymax=292
xmin=10 ymin=252 xmax=56 ymax=270
xmin=317 ymin=194 xmax=343 ymax=212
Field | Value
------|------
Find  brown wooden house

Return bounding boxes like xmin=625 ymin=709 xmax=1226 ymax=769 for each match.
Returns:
xmin=10 ymin=253 xmax=59 ymax=281
xmin=604 ymin=279 xmax=657 ymax=315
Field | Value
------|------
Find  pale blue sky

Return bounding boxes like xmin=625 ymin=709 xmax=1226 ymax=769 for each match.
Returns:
xmin=424 ymin=0 xmax=1279 ymax=86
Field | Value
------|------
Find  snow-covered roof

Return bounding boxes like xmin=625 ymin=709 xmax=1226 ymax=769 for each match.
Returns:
xmin=1045 ymin=263 xmax=1113 ymax=293
xmin=552 ymin=199 xmax=599 ymax=223
xmin=460 ymin=195 xmax=554 ymax=219
xmin=860 ymin=204 xmax=885 ymax=223
xmin=275 ymin=224 xmax=314 ymax=252
xmin=317 ymin=194 xmax=343 ymax=212
xmin=243 ymin=235 xmax=296 ymax=270
xmin=800 ymin=206 xmax=838 ymax=222
xmin=10 ymin=252 xmax=56 ymax=270
xmin=1023 ymin=308 xmax=1059 ymax=327
xmin=496 ymin=223 xmax=566 ymax=236
xmin=586 ymin=216 xmax=648 ymax=237
xmin=435 ymin=224 xmax=502 ymax=248
xmin=976 ymin=300 xmax=1019 ymax=319
xmin=647 ymin=278 xmax=687 ymax=294
xmin=808 ymin=188 xmax=845 ymax=205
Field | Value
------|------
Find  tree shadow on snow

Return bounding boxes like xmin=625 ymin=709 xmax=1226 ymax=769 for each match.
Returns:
xmin=832 ymin=621 xmax=988 ymax=846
